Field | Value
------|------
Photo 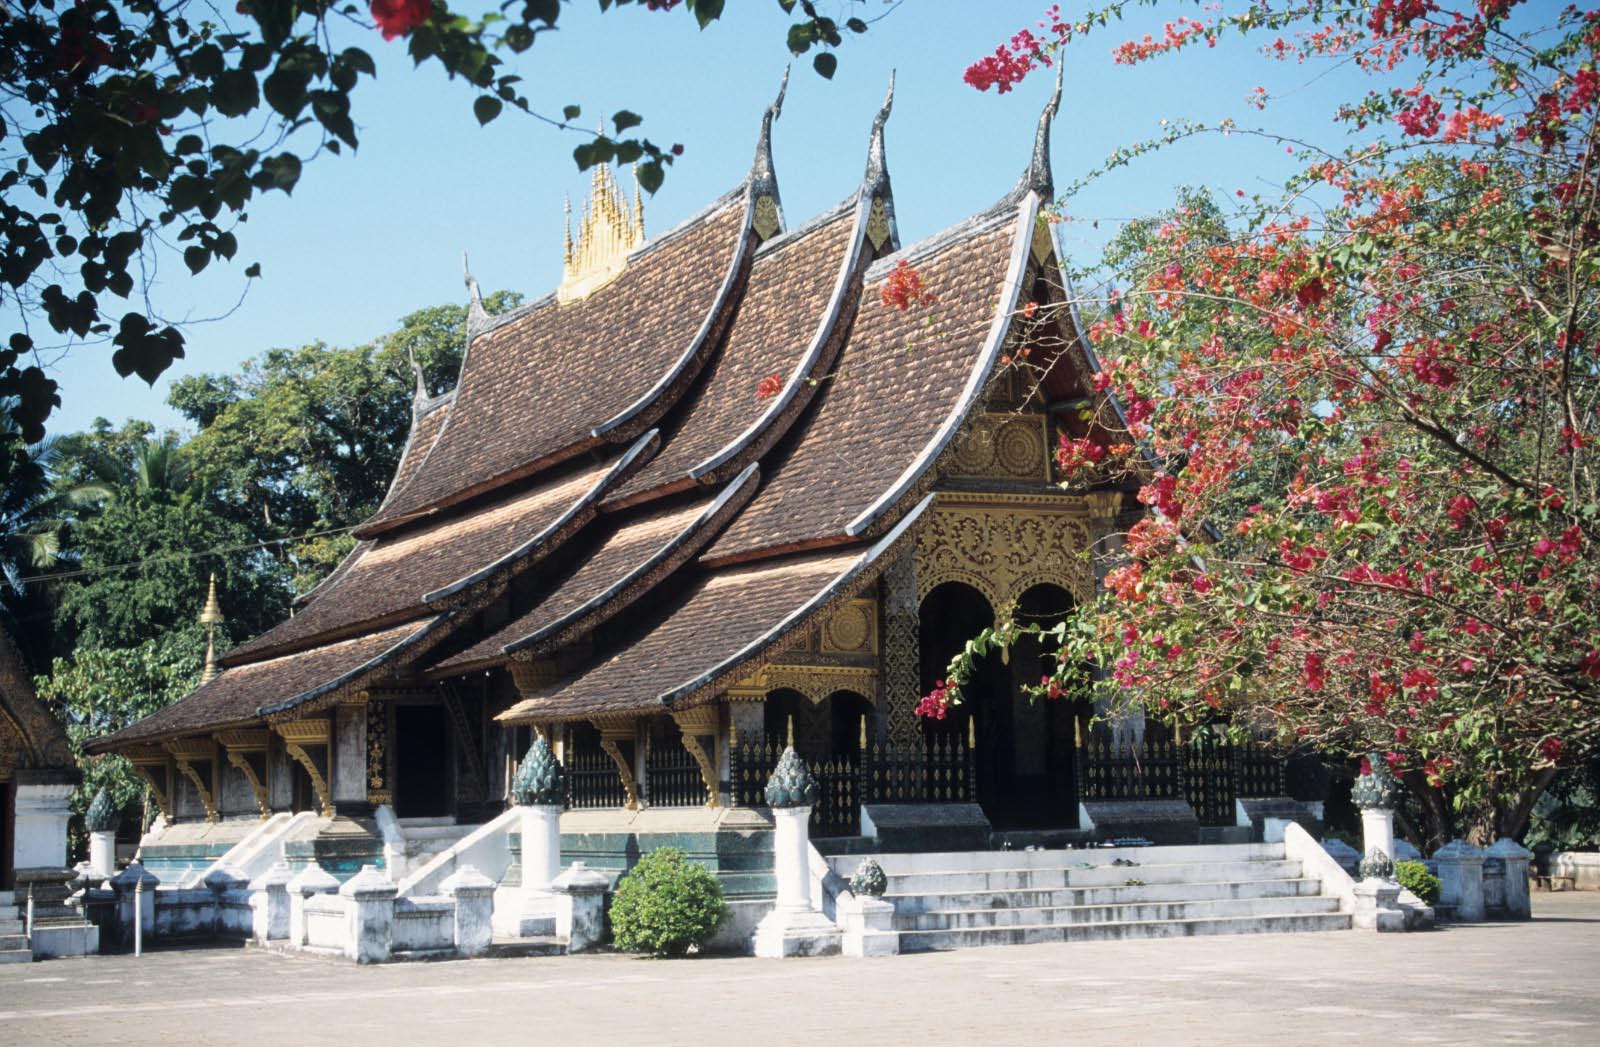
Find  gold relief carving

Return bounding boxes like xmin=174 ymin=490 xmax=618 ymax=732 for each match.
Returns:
xmin=676 ymin=730 xmax=721 ymax=809
xmin=753 ymin=194 xmax=782 ymax=241
xmin=820 ymin=598 xmax=876 ymax=654
xmin=596 ymin=735 xmax=640 ymax=810
xmin=1085 ymin=490 xmax=1124 ymax=519
xmin=217 ymin=731 xmax=272 ymax=819
xmin=881 ymin=554 xmax=921 ymax=747
xmin=671 ymin=706 xmax=719 ymax=734
xmin=127 ymin=750 xmax=174 ymax=821
xmin=366 ymin=703 xmax=390 ymax=805
xmin=273 ymin=724 xmax=333 ymax=817
xmin=866 ymin=195 xmax=891 ymax=253
xmin=724 ymin=675 xmax=767 ymax=703
xmin=915 ymin=501 xmax=1094 ymax=618
xmin=165 ymin=740 xmax=218 ymax=823
xmin=947 ymin=413 xmax=1049 ymax=483
xmin=755 ymin=664 xmax=878 ymax=707
xmin=1031 ymin=215 xmax=1054 ymax=265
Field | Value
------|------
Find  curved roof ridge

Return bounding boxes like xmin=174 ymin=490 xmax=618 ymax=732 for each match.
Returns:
xmin=423 ymin=428 xmax=660 ymax=604
xmin=501 ymin=463 xmax=760 ymax=659
xmin=257 ymin=614 xmax=455 ymax=718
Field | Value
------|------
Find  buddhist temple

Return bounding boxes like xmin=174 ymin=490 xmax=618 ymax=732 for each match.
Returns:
xmin=87 ymin=72 xmax=1322 ymax=951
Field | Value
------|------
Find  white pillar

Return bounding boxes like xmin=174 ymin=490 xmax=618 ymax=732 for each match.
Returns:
xmin=249 ymin=863 xmax=295 ymax=943
xmin=771 ymin=806 xmax=814 ymax=913
xmin=441 ymin=865 xmax=496 ymax=958
xmin=1360 ymin=807 xmax=1395 ymax=865
xmin=338 ymin=864 xmax=396 ymax=964
xmin=88 ymin=831 xmax=117 ymax=881
xmin=519 ymin=804 xmax=562 ymax=889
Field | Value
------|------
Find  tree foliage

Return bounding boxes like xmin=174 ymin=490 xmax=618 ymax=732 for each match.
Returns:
xmin=932 ymin=0 xmax=1600 ymax=846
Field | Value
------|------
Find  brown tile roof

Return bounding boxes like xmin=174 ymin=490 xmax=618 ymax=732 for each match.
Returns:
xmin=605 ymin=204 xmax=858 ymax=505
xmin=425 ymin=465 xmax=757 ymax=676
xmin=360 ymin=195 xmax=751 ymax=534
xmin=495 ymin=493 xmax=931 ymax=723
xmin=497 ymin=552 xmax=861 ymax=723
xmin=89 ymin=619 xmax=444 ymax=752
xmin=704 ymin=202 xmax=1032 ymax=564
xmin=223 ymin=455 xmax=622 ymax=665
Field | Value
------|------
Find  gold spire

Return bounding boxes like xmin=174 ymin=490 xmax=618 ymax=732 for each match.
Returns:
xmin=199 ymin=573 xmax=223 ymax=685
xmin=557 ymin=157 xmax=646 ymax=304
xmin=785 ymin=715 xmax=795 ymax=749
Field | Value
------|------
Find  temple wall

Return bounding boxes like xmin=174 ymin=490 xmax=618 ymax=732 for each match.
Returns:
xmin=218 ymin=761 xmax=256 ymax=817
xmin=333 ymin=704 xmax=366 ymax=805
xmin=268 ymin=746 xmax=293 ymax=810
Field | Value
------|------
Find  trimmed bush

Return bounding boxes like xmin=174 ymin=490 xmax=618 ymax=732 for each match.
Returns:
xmin=609 ymin=847 xmax=729 ymax=956
xmin=1396 ymin=859 xmax=1441 ymax=905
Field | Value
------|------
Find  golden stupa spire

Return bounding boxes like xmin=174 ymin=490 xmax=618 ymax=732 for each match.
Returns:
xmin=199 ymin=572 xmax=224 ymax=685
xmin=558 ymin=147 xmax=646 ymax=304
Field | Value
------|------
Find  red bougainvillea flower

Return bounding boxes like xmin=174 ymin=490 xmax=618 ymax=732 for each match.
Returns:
xmin=755 ymin=373 xmax=783 ymax=400
xmin=370 ymin=0 xmax=432 ymax=41
xmin=880 ymin=259 xmax=935 ymax=310
xmin=1540 ymin=736 xmax=1563 ymax=761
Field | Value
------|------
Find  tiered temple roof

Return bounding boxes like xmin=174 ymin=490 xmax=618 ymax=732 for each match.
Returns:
xmin=93 ymin=67 xmax=1096 ymax=755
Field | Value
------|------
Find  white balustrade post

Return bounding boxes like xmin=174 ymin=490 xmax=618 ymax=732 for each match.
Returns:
xmin=752 ymin=747 xmax=840 ymax=958
xmin=441 ymin=865 xmax=496 ymax=958
xmin=287 ymin=865 xmax=340 ymax=948
xmin=249 ymin=863 xmax=295 ymax=943
xmin=338 ymin=865 xmax=397 ymax=964
xmin=1435 ymin=839 xmax=1487 ymax=922
xmin=1487 ymin=838 xmax=1533 ymax=919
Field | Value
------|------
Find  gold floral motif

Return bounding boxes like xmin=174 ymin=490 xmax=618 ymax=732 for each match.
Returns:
xmin=915 ymin=499 xmax=1094 ymax=618
xmin=820 ymin=598 xmax=876 ymax=654
xmin=946 ymin=413 xmax=1049 ymax=483
xmin=866 ymin=195 xmax=892 ymax=252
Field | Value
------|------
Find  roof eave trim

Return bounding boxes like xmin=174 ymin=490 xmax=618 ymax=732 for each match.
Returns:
xmin=501 ymin=463 xmax=761 ymax=658
xmin=422 ymin=429 xmax=660 ymax=605
xmin=689 ymin=193 xmax=871 ymax=481
xmin=655 ymin=492 xmax=934 ymax=709
xmin=256 ymin=615 xmax=453 ymax=718
xmin=843 ymin=192 xmax=1042 ymax=538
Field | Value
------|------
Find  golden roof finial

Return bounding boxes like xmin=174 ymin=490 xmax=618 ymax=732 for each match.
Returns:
xmin=558 ymin=145 xmax=645 ymax=304
xmin=199 ymin=572 xmax=223 ymax=685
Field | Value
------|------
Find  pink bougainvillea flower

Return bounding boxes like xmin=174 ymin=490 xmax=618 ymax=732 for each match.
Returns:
xmin=370 ymin=0 xmax=432 ymax=41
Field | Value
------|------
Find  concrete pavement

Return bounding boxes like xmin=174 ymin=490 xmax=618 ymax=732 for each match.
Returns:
xmin=1 ymin=892 xmax=1596 ymax=1046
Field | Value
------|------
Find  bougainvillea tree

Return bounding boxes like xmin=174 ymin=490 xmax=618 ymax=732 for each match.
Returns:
xmin=0 ymin=0 xmax=868 ymax=490
xmin=929 ymin=0 xmax=1600 ymax=845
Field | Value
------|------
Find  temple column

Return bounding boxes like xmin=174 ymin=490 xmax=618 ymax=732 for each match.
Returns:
xmin=333 ymin=698 xmax=369 ymax=814
xmin=880 ymin=551 xmax=920 ymax=748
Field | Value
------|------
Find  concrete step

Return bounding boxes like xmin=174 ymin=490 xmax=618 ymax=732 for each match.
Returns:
xmin=885 ymin=859 xmax=1306 ymax=894
xmin=0 ymin=949 xmax=31 ymax=965
xmin=893 ymin=894 xmax=1343 ymax=932
xmin=0 ymin=933 xmax=29 ymax=950
xmin=896 ymin=911 xmax=1352 ymax=952
xmin=0 ymin=920 xmax=25 ymax=935
xmin=887 ymin=876 xmax=1325 ymax=914
xmin=831 ymin=842 xmax=1288 ymax=878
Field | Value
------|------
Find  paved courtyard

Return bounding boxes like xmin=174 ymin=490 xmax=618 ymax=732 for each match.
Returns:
xmin=2 ymin=892 xmax=1596 ymax=1046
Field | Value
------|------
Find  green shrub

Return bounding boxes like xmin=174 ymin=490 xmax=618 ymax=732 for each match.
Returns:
xmin=1395 ymin=860 xmax=1441 ymax=905
xmin=609 ymin=847 xmax=728 ymax=957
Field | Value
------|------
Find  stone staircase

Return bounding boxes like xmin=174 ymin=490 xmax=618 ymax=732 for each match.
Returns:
xmin=0 ymin=892 xmax=31 ymax=964
xmin=829 ymin=842 xmax=1350 ymax=952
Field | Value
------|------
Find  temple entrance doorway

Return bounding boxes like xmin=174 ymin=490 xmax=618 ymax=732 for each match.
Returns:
xmin=919 ymin=581 xmax=1078 ymax=830
xmin=763 ymin=688 xmax=870 ymax=836
xmin=394 ymin=704 xmax=453 ymax=818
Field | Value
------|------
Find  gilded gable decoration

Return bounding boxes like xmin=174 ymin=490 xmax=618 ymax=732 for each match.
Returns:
xmin=558 ymin=160 xmax=645 ymax=304
xmin=948 ymin=412 xmax=1051 ymax=483
xmin=915 ymin=493 xmax=1095 ymax=618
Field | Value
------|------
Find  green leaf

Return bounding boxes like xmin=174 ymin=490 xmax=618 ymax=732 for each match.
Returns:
xmin=612 ymin=109 xmax=642 ymax=133
xmin=473 ymin=96 xmax=503 ymax=125
xmin=562 ymin=104 xmax=581 ymax=121
xmin=813 ymin=52 xmax=837 ymax=79
xmin=636 ymin=160 xmax=664 ymax=195
xmin=183 ymin=245 xmax=209 ymax=274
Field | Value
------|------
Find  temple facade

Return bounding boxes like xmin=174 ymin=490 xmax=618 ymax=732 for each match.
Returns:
xmin=89 ymin=75 xmax=1296 ymax=914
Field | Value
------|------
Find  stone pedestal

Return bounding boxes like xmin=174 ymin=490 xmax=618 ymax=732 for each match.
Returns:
xmin=1487 ymin=838 xmax=1533 ymax=919
xmin=203 ymin=866 xmax=249 ymax=936
xmin=441 ymin=865 xmax=495 ymax=958
xmin=838 ymin=893 xmax=898 ymax=957
xmin=249 ymin=864 xmax=294 ymax=943
xmin=109 ymin=862 xmax=159 ymax=951
xmin=1435 ymin=839 xmax=1486 ymax=922
xmin=1352 ymin=879 xmax=1406 ymax=932
xmin=88 ymin=831 xmax=117 ymax=881
xmin=752 ymin=805 xmax=840 ymax=958
xmin=12 ymin=781 xmax=73 ymax=870
xmin=15 ymin=866 xmax=100 ymax=957
xmin=338 ymin=864 xmax=397 ymax=964
xmin=1360 ymin=807 xmax=1396 ymax=865
xmin=288 ymin=865 xmax=340 ymax=947
xmin=549 ymin=861 xmax=610 ymax=953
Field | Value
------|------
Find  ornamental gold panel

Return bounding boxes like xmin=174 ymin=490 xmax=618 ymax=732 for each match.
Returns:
xmin=819 ymin=598 xmax=877 ymax=655
xmin=915 ymin=496 xmax=1094 ymax=617
xmin=947 ymin=412 xmax=1050 ymax=484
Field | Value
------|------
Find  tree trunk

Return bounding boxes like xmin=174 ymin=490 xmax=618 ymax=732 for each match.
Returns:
xmin=1496 ymin=769 xmax=1558 ymax=841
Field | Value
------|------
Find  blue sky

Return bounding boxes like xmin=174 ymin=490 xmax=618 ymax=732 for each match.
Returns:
xmin=47 ymin=1 xmax=1368 ymax=436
